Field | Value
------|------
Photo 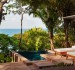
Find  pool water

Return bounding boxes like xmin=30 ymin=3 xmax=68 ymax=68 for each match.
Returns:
xmin=18 ymin=51 xmax=48 ymax=61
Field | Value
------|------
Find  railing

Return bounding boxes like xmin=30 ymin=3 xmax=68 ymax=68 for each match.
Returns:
xmin=10 ymin=51 xmax=28 ymax=62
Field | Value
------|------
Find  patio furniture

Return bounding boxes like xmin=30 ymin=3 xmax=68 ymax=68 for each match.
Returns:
xmin=66 ymin=52 xmax=75 ymax=64
xmin=54 ymin=47 xmax=75 ymax=56
xmin=67 ymin=52 xmax=75 ymax=58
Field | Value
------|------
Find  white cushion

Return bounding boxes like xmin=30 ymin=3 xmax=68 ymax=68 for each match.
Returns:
xmin=72 ymin=46 xmax=75 ymax=48
xmin=54 ymin=48 xmax=74 ymax=52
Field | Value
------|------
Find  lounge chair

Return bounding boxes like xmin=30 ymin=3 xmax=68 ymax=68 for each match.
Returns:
xmin=66 ymin=51 xmax=75 ymax=64
xmin=54 ymin=46 xmax=75 ymax=56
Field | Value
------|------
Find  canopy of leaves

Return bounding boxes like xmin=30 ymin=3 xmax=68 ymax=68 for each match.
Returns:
xmin=15 ymin=0 xmax=60 ymax=31
xmin=13 ymin=28 xmax=50 ymax=51
xmin=57 ymin=0 xmax=75 ymax=16
xmin=0 ymin=34 xmax=12 ymax=63
xmin=9 ymin=37 xmax=20 ymax=51
xmin=0 ymin=53 xmax=12 ymax=63
xmin=0 ymin=34 xmax=10 ymax=54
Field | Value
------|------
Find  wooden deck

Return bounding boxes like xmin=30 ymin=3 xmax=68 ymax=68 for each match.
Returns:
xmin=0 ymin=60 xmax=75 ymax=70
xmin=41 ymin=54 xmax=73 ymax=64
xmin=1 ymin=52 xmax=75 ymax=70
xmin=33 ymin=60 xmax=56 ymax=69
xmin=0 ymin=62 xmax=31 ymax=70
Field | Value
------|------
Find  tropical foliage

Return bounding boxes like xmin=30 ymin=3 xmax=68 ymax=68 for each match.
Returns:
xmin=0 ymin=34 xmax=12 ymax=63
xmin=15 ymin=0 xmax=75 ymax=49
xmin=57 ymin=0 xmax=75 ymax=47
xmin=1 ymin=0 xmax=75 ymax=50
xmin=0 ymin=53 xmax=12 ymax=63
xmin=15 ymin=0 xmax=60 ymax=50
xmin=0 ymin=34 xmax=10 ymax=53
xmin=9 ymin=37 xmax=20 ymax=51
xmin=0 ymin=0 xmax=75 ymax=63
xmin=13 ymin=28 xmax=50 ymax=51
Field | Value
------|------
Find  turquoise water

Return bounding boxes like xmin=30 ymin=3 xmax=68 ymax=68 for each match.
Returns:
xmin=18 ymin=51 xmax=48 ymax=61
xmin=0 ymin=29 xmax=26 ymax=36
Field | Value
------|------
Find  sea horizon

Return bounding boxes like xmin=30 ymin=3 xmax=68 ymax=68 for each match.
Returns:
xmin=0 ymin=28 xmax=47 ymax=37
xmin=0 ymin=29 xmax=26 ymax=37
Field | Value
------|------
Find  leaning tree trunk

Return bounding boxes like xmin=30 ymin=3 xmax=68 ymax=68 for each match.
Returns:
xmin=48 ymin=28 xmax=54 ymax=50
xmin=45 ymin=18 xmax=54 ymax=50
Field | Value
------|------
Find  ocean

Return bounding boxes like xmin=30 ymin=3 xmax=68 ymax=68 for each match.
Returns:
xmin=0 ymin=29 xmax=47 ymax=37
xmin=0 ymin=29 xmax=47 ymax=52
xmin=0 ymin=29 xmax=26 ymax=37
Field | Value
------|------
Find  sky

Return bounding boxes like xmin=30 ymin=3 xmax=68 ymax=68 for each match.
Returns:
xmin=0 ymin=0 xmax=46 ymax=29
xmin=0 ymin=13 xmax=46 ymax=29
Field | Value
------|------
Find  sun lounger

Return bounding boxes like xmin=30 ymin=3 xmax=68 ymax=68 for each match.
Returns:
xmin=66 ymin=52 xmax=75 ymax=64
xmin=67 ymin=52 xmax=75 ymax=58
xmin=54 ymin=47 xmax=75 ymax=56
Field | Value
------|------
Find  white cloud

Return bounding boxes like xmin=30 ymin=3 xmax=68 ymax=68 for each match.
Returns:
xmin=0 ymin=13 xmax=46 ymax=29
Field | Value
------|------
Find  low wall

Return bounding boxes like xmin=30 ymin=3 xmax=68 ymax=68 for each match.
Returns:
xmin=11 ymin=51 xmax=29 ymax=62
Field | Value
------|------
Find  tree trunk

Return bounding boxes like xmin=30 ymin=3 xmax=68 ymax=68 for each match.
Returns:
xmin=48 ymin=29 xmax=54 ymax=50
xmin=64 ymin=19 xmax=70 ymax=47
xmin=0 ymin=0 xmax=7 ymax=23
xmin=19 ymin=13 xmax=23 ymax=48
xmin=0 ymin=0 xmax=7 ymax=12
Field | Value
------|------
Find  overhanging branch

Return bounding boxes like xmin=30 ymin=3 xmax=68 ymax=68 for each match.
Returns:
xmin=63 ymin=15 xmax=75 ymax=19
